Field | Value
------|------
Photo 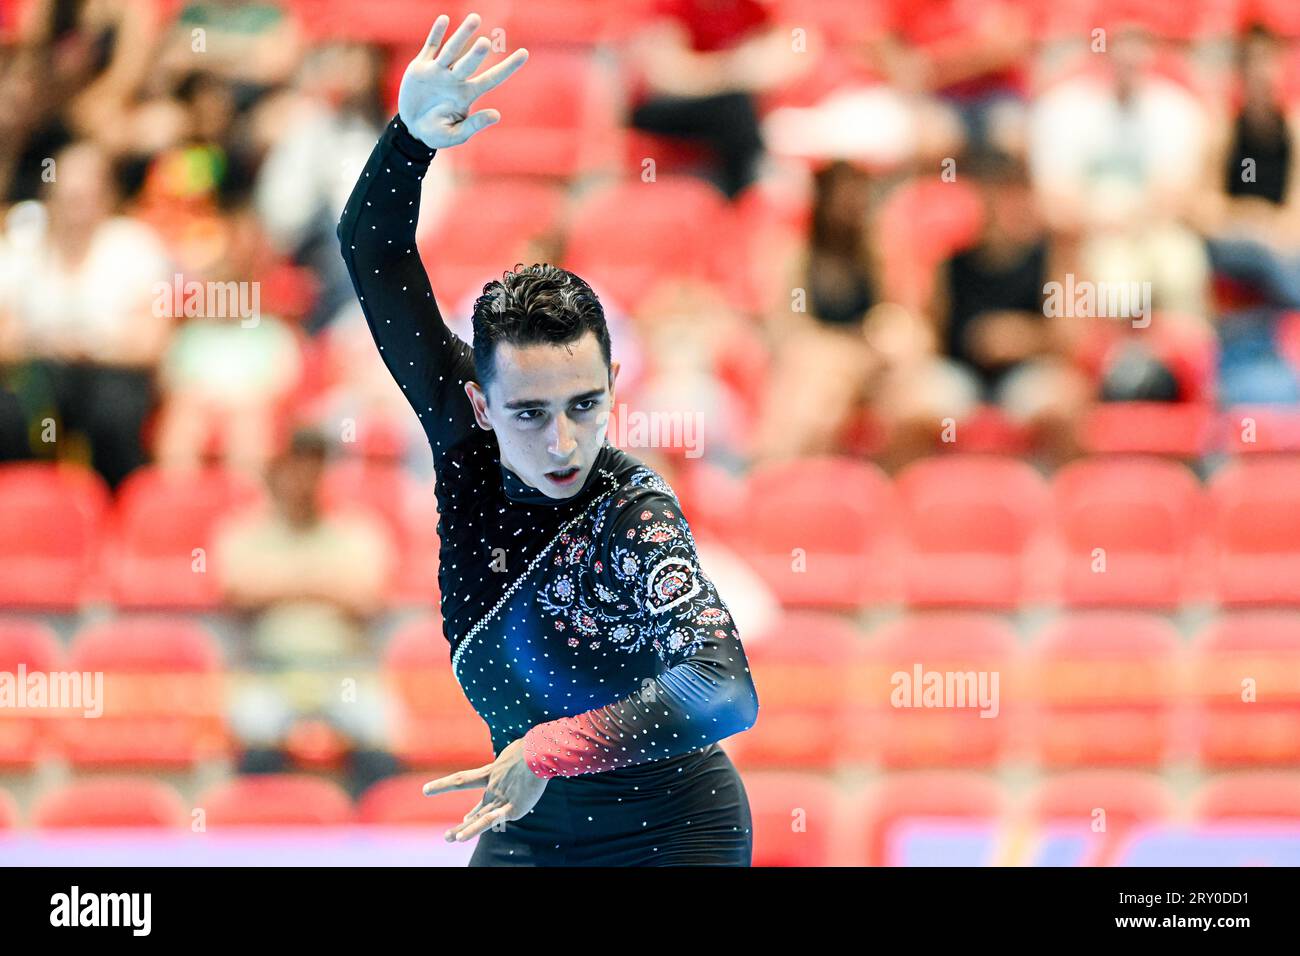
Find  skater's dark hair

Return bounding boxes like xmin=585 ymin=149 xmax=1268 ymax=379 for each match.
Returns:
xmin=470 ymin=263 xmax=612 ymax=398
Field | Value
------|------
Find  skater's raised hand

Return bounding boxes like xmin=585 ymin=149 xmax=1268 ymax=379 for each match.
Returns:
xmin=397 ymin=12 xmax=529 ymax=150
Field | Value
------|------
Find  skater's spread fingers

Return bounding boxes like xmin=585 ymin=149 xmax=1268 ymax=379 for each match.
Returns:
xmin=449 ymin=35 xmax=492 ymax=80
xmin=422 ymin=764 xmax=492 ymax=796
xmin=468 ymin=47 xmax=529 ymax=96
xmin=451 ymin=803 xmax=514 ymax=843
xmin=445 ymin=798 xmax=505 ymax=842
xmin=432 ymin=11 xmax=481 ymax=70
xmin=417 ymin=15 xmax=449 ymax=62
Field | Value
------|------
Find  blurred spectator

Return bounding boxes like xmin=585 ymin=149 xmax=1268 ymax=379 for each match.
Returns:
xmin=2 ymin=0 xmax=162 ymax=200
xmin=751 ymin=159 xmax=885 ymax=462
xmin=630 ymin=278 xmax=762 ymax=468
xmin=158 ymin=0 xmax=302 ymax=107
xmin=0 ymin=140 xmax=171 ymax=488
xmin=213 ymin=426 xmax=399 ymax=796
xmin=153 ymin=201 xmax=303 ymax=475
xmin=626 ymin=0 xmax=809 ymax=199
xmin=305 ymin=304 xmax=435 ymax=483
xmin=254 ymin=42 xmax=387 ymax=333
xmin=0 ymin=47 xmax=75 ymax=205
xmin=1197 ymin=23 xmax=1300 ymax=309
xmin=871 ymin=0 xmax=1032 ymax=155
xmin=1029 ymin=24 xmax=1211 ymax=319
xmin=930 ymin=151 xmax=1090 ymax=458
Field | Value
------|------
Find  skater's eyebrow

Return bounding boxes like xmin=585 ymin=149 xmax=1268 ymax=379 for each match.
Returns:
xmin=503 ymin=388 xmax=606 ymax=411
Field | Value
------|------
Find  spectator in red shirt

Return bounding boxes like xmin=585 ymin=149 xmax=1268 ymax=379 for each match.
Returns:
xmin=625 ymin=0 xmax=807 ymax=198
xmin=870 ymin=0 xmax=1033 ymax=155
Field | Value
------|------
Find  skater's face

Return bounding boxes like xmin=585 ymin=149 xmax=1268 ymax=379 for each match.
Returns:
xmin=466 ymin=330 xmax=619 ymax=499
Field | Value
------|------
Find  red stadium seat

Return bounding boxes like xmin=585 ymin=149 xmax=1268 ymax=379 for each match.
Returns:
xmin=745 ymin=771 xmax=841 ymax=867
xmin=1222 ymin=406 xmax=1300 ymax=454
xmin=1027 ymin=612 xmax=1183 ymax=768
xmin=498 ymin=0 xmax=624 ymax=48
xmin=1080 ymin=402 xmax=1216 ymax=456
xmin=1194 ymin=772 xmax=1300 ymax=821
xmin=0 ymin=463 xmax=110 ymax=610
xmin=895 ymin=455 xmax=1049 ymax=608
xmin=0 ymin=618 xmax=64 ymax=767
xmin=768 ymin=0 xmax=889 ymax=51
xmin=1089 ymin=311 xmax=1216 ymax=386
xmin=620 ymin=130 xmax=717 ymax=184
xmin=0 ymin=787 xmax=18 ymax=829
xmin=422 ymin=178 xmax=566 ymax=308
xmin=854 ymin=771 xmax=1007 ymax=867
xmin=358 ymin=772 xmax=475 ymax=826
xmin=388 ymin=481 xmax=442 ymax=607
xmin=955 ymin=405 xmax=1034 ymax=455
xmin=563 ymin=175 xmax=733 ymax=314
xmin=107 ymin=466 xmax=263 ymax=610
xmin=1030 ymin=770 xmax=1176 ymax=827
xmin=382 ymin=614 xmax=493 ymax=766
xmin=1051 ymin=456 xmax=1205 ymax=608
xmin=1029 ymin=770 xmax=1175 ymax=865
xmin=197 ymin=774 xmax=354 ymax=827
xmin=736 ymin=457 xmax=900 ymax=609
xmin=1190 ymin=612 xmax=1300 ymax=767
xmin=728 ymin=612 xmax=865 ymax=770
xmin=875 ymin=177 xmax=984 ymax=308
xmin=1082 ymin=0 xmax=1239 ymax=41
xmin=287 ymin=0 xmax=505 ymax=44
xmin=451 ymin=50 xmax=618 ymax=178
xmin=1077 ymin=314 xmax=1218 ymax=455
xmin=855 ymin=613 xmax=1019 ymax=769
xmin=667 ymin=459 xmax=749 ymax=543
xmin=60 ymin=616 xmax=228 ymax=768
xmin=31 ymin=777 xmax=188 ymax=829
xmin=1210 ymin=457 xmax=1300 ymax=605
xmin=1240 ymin=0 xmax=1300 ymax=38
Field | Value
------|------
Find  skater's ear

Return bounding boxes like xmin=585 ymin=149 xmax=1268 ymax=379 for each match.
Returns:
xmin=465 ymin=380 xmax=494 ymax=430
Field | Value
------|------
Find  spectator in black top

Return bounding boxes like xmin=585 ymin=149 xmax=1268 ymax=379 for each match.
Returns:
xmin=1197 ymin=23 xmax=1300 ymax=308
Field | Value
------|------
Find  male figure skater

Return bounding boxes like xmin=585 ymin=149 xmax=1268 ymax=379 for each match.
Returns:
xmin=338 ymin=11 xmax=759 ymax=865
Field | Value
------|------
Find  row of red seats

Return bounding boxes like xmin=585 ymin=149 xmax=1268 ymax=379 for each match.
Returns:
xmin=0 ymin=460 xmax=440 ymax=611
xmin=6 ymin=451 xmax=1300 ymax=612
xmin=738 ymin=609 xmax=1300 ymax=771
xmin=4 ymin=609 xmax=1294 ymax=771
xmin=686 ymin=453 xmax=1300 ymax=609
xmin=3 ymin=769 xmax=1297 ymax=867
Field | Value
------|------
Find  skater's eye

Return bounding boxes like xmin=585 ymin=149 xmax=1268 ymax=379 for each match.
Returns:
xmin=516 ymin=399 xmax=598 ymax=423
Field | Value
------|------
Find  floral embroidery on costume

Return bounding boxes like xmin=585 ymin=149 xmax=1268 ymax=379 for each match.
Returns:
xmin=533 ymin=487 xmax=724 ymax=662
